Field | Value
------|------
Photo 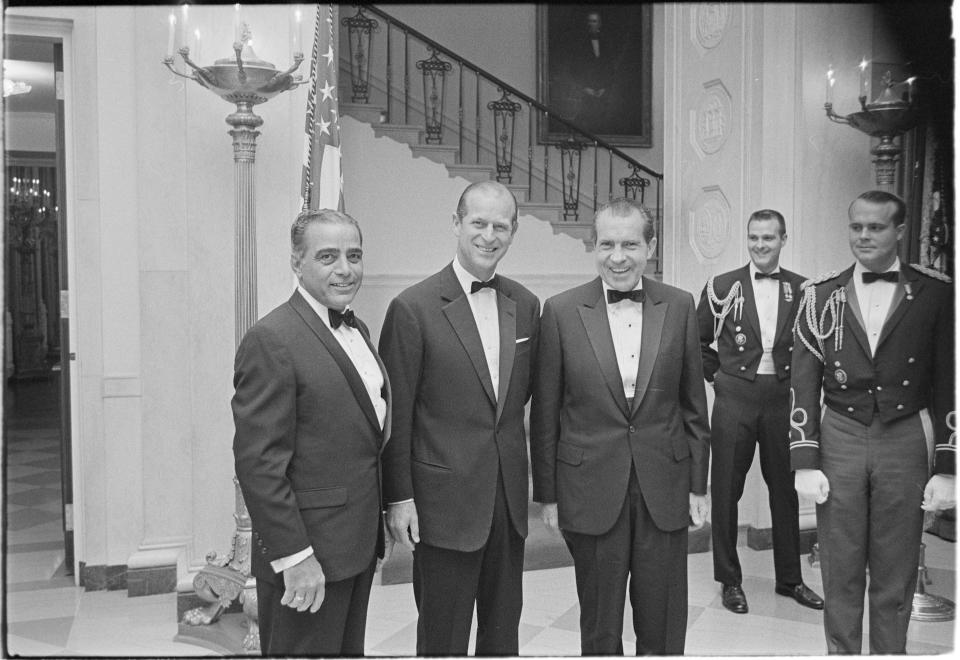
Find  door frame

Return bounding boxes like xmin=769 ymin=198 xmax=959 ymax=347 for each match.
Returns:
xmin=5 ymin=15 xmax=82 ymax=580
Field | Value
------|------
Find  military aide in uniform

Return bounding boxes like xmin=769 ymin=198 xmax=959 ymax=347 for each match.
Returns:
xmin=790 ymin=190 xmax=955 ymax=654
xmin=697 ymin=210 xmax=823 ymax=615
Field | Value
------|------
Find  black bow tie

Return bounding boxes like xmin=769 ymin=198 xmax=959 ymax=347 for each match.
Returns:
xmin=607 ymin=289 xmax=645 ymax=304
xmin=470 ymin=278 xmax=497 ymax=294
xmin=329 ymin=307 xmax=358 ymax=330
xmin=862 ymin=271 xmax=898 ymax=284
xmin=754 ymin=271 xmax=781 ymax=280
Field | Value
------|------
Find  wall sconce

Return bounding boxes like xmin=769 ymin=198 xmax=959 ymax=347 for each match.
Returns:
xmin=824 ymin=63 xmax=917 ymax=186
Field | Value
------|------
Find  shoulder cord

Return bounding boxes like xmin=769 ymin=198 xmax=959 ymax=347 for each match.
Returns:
xmin=706 ymin=277 xmax=743 ymax=344
xmin=793 ymin=286 xmax=845 ymax=363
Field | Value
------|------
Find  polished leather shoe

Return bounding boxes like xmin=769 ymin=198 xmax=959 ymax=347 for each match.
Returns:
xmin=721 ymin=584 xmax=748 ymax=614
xmin=775 ymin=582 xmax=824 ymax=610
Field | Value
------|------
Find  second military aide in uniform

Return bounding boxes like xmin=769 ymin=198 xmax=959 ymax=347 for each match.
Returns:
xmin=791 ymin=190 xmax=955 ymax=654
xmin=697 ymin=209 xmax=823 ymax=614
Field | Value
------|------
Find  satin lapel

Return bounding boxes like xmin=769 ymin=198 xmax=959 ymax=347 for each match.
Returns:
xmin=877 ymin=267 xmax=921 ymax=351
xmin=578 ymin=284 xmax=630 ymax=417
xmin=495 ymin=292 xmax=517 ymax=424
xmin=358 ymin=324 xmax=391 ymax=449
xmin=442 ymin=292 xmax=498 ymax=408
xmin=739 ymin=269 xmax=762 ymax=339
xmin=841 ymin=276 xmax=871 ymax=356
xmin=632 ymin=281 xmax=665 ymax=415
xmin=288 ymin=293 xmax=382 ymax=436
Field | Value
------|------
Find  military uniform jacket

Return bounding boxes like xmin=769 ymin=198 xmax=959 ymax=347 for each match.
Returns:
xmin=789 ymin=264 xmax=955 ymax=475
xmin=696 ymin=265 xmax=806 ymax=382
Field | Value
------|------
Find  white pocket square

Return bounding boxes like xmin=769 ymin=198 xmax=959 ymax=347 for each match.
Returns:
xmin=516 ymin=337 xmax=530 ymax=344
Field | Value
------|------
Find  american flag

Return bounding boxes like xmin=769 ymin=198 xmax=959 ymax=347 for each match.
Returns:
xmin=300 ymin=3 xmax=343 ymax=212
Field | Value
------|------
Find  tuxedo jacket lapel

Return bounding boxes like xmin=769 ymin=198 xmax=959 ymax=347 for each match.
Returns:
xmin=774 ymin=278 xmax=795 ymax=342
xmin=441 ymin=268 xmax=498 ymax=408
xmin=578 ymin=281 xmax=630 ymax=417
xmin=496 ymin=291 xmax=517 ymax=423
xmin=357 ymin=323 xmax=392 ymax=448
xmin=632 ymin=281 xmax=665 ymax=414
xmin=841 ymin=273 xmax=872 ymax=357
xmin=738 ymin=268 xmax=763 ymax=340
xmin=289 ymin=292 xmax=383 ymax=439
xmin=877 ymin=267 xmax=921 ymax=351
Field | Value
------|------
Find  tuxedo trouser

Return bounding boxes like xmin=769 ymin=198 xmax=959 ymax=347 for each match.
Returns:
xmin=413 ymin=471 xmax=524 ymax=656
xmin=562 ymin=468 xmax=688 ymax=655
xmin=710 ymin=372 xmax=802 ymax=587
xmin=817 ymin=407 xmax=927 ymax=654
xmin=256 ymin=557 xmax=376 ymax=657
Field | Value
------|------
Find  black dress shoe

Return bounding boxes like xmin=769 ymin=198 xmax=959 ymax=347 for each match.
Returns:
xmin=775 ymin=582 xmax=824 ymax=610
xmin=721 ymin=584 xmax=749 ymax=614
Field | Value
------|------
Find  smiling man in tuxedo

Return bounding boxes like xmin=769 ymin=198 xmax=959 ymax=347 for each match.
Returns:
xmin=532 ymin=197 xmax=710 ymax=655
xmin=233 ymin=209 xmax=390 ymax=656
xmin=379 ymin=181 xmax=540 ymax=655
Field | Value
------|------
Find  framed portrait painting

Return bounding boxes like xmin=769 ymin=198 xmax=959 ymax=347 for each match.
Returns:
xmin=537 ymin=4 xmax=652 ymax=147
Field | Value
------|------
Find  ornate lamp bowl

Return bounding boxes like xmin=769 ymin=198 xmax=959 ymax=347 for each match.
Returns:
xmin=845 ymin=106 xmax=918 ymax=138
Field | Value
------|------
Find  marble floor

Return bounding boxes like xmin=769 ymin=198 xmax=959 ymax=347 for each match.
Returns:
xmin=4 ymin=378 xmax=956 ymax=656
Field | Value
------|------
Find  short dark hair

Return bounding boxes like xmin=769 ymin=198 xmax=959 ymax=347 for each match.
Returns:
xmin=592 ymin=197 xmax=656 ymax=244
xmin=747 ymin=209 xmax=786 ymax=236
xmin=291 ymin=209 xmax=362 ymax=260
xmin=849 ymin=190 xmax=907 ymax=226
xmin=455 ymin=181 xmax=519 ymax=228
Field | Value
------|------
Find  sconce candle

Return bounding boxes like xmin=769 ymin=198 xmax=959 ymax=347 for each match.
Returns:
xmin=193 ymin=28 xmax=201 ymax=62
xmin=292 ymin=6 xmax=303 ymax=56
xmin=180 ymin=4 xmax=189 ymax=51
xmin=234 ymin=4 xmax=241 ymax=44
xmin=825 ymin=68 xmax=835 ymax=105
xmin=858 ymin=58 xmax=869 ymax=100
xmin=167 ymin=12 xmax=176 ymax=57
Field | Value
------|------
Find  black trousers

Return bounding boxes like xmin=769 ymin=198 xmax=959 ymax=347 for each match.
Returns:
xmin=256 ymin=558 xmax=376 ymax=657
xmin=710 ymin=372 xmax=802 ymax=587
xmin=563 ymin=468 xmax=688 ymax=655
xmin=412 ymin=471 xmax=525 ymax=656
xmin=818 ymin=408 xmax=928 ymax=654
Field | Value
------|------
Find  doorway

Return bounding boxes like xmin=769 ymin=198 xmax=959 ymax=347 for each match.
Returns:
xmin=4 ymin=34 xmax=74 ymax=575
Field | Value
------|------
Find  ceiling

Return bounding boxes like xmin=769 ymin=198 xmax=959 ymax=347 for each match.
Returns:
xmin=4 ymin=35 xmax=56 ymax=114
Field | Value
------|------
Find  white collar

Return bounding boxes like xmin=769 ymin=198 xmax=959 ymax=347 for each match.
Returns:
xmin=296 ymin=284 xmax=348 ymax=331
xmin=452 ymin=256 xmax=495 ymax=295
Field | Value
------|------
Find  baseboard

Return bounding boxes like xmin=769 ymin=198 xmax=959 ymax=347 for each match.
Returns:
xmin=78 ymin=561 xmax=126 ymax=591
xmin=126 ymin=564 xmax=177 ymax=597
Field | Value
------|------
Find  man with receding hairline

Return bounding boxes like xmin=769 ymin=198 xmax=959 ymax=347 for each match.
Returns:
xmin=532 ymin=198 xmax=710 ymax=654
xmin=379 ymin=180 xmax=540 ymax=655
xmin=791 ymin=190 xmax=955 ymax=653
xmin=233 ymin=209 xmax=390 ymax=656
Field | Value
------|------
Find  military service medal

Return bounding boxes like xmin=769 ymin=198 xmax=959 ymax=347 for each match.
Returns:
xmin=735 ymin=333 xmax=747 ymax=346
xmin=782 ymin=282 xmax=793 ymax=302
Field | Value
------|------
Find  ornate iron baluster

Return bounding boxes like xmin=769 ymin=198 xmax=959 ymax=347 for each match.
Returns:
xmin=558 ymin=137 xmax=583 ymax=221
xmin=619 ymin=164 xmax=651 ymax=204
xmin=385 ymin=22 xmax=392 ymax=122
xmin=527 ymin=102 xmax=533 ymax=194
xmin=458 ymin=63 xmax=464 ymax=162
xmin=417 ymin=48 xmax=452 ymax=144
xmin=475 ymin=73 xmax=481 ymax=163
xmin=487 ymin=89 xmax=521 ymax=183
xmin=403 ymin=32 xmax=409 ymax=124
xmin=342 ymin=6 xmax=378 ymax=103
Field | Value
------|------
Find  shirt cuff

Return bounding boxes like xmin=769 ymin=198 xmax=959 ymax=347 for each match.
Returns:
xmin=270 ymin=546 xmax=313 ymax=573
xmin=388 ymin=498 xmax=415 ymax=506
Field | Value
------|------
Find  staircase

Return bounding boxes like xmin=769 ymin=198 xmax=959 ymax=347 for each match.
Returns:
xmin=340 ymin=102 xmax=595 ymax=248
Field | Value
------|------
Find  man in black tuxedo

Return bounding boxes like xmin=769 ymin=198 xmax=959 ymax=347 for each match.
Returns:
xmin=379 ymin=181 xmax=540 ymax=655
xmin=233 ymin=209 xmax=390 ymax=656
xmin=696 ymin=209 xmax=822 ymax=614
xmin=532 ymin=198 xmax=710 ymax=654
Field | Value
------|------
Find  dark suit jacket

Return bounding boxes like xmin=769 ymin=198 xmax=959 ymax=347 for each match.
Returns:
xmin=531 ymin=277 xmax=711 ymax=535
xmin=378 ymin=263 xmax=540 ymax=552
xmin=233 ymin=291 xmax=390 ymax=585
xmin=697 ymin=265 xmax=806 ymax=382
xmin=790 ymin=264 xmax=955 ymax=475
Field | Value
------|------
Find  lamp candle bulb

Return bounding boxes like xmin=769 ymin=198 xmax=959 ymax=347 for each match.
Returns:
xmin=825 ymin=68 xmax=835 ymax=105
xmin=193 ymin=28 xmax=201 ymax=62
xmin=858 ymin=58 xmax=869 ymax=101
xmin=292 ymin=6 xmax=303 ymax=55
xmin=234 ymin=4 xmax=241 ymax=44
xmin=906 ymin=76 xmax=915 ymax=104
xmin=166 ymin=12 xmax=176 ymax=58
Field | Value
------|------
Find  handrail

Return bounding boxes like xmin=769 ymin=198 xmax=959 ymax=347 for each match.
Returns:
xmin=362 ymin=3 xmax=663 ymax=181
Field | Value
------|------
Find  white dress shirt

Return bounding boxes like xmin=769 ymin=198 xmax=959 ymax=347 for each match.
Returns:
xmin=602 ymin=281 xmax=644 ymax=400
xmin=853 ymin=258 xmax=900 ymax=356
xmin=749 ymin=263 xmax=780 ymax=375
xmin=452 ymin=256 xmax=501 ymax=399
xmin=272 ymin=285 xmax=388 ymax=574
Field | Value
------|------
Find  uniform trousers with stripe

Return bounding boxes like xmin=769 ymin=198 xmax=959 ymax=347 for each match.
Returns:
xmin=817 ymin=407 xmax=928 ymax=654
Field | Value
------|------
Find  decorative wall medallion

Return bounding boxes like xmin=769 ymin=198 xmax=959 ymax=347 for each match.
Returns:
xmin=693 ymin=3 xmax=730 ymax=50
xmin=691 ymin=79 xmax=732 ymax=158
xmin=689 ymin=186 xmax=731 ymax=262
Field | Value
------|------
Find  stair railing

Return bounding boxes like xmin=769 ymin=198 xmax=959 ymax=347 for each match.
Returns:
xmin=341 ymin=4 xmax=664 ymax=273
